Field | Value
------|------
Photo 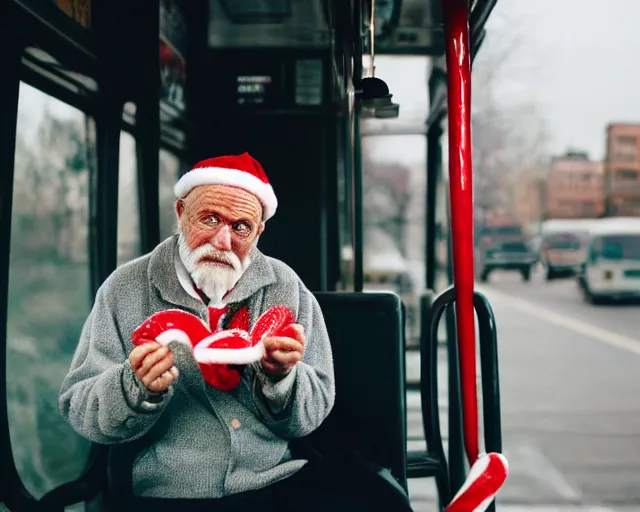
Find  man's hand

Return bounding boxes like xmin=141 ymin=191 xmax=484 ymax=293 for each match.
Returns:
xmin=261 ymin=324 xmax=305 ymax=380
xmin=129 ymin=342 xmax=179 ymax=393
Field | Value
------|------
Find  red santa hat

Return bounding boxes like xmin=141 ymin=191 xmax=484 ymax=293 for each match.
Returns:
xmin=174 ymin=152 xmax=277 ymax=221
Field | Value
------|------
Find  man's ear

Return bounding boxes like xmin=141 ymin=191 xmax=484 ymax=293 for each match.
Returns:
xmin=257 ymin=221 xmax=265 ymax=236
xmin=175 ymin=199 xmax=184 ymax=219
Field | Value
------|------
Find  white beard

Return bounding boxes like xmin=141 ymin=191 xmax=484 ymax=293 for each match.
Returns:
xmin=177 ymin=231 xmax=253 ymax=305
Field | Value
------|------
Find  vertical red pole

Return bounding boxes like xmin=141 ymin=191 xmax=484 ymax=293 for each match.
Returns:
xmin=441 ymin=0 xmax=480 ymax=465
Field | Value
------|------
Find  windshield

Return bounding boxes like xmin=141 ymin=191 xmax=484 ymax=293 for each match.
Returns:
xmin=500 ymin=241 xmax=528 ymax=252
xmin=593 ymin=235 xmax=640 ymax=261
xmin=543 ymin=233 xmax=582 ymax=251
xmin=479 ymin=225 xmax=522 ymax=237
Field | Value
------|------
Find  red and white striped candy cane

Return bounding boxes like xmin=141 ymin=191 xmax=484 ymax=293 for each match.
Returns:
xmin=445 ymin=452 xmax=509 ymax=512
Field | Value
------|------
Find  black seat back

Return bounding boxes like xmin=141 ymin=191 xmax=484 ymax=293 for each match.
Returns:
xmin=308 ymin=292 xmax=408 ymax=489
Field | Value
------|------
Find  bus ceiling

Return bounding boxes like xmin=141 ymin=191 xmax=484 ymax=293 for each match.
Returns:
xmin=208 ymin=0 xmax=442 ymax=55
xmin=207 ymin=0 xmax=495 ymax=56
xmin=208 ymin=0 xmax=331 ymax=48
xmin=8 ymin=0 xmax=497 ymax=144
xmin=11 ymin=0 xmax=497 ymax=70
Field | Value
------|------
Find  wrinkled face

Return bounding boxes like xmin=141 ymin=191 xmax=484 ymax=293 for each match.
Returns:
xmin=176 ymin=184 xmax=264 ymax=303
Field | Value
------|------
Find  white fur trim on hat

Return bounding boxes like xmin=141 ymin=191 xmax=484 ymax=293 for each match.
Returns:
xmin=174 ymin=166 xmax=278 ymax=220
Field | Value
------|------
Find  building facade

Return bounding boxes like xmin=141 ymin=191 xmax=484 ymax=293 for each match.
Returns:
xmin=604 ymin=123 xmax=640 ymax=216
xmin=545 ymin=150 xmax=604 ymax=219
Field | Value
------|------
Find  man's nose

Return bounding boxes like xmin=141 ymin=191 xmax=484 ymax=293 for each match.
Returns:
xmin=212 ymin=225 xmax=232 ymax=251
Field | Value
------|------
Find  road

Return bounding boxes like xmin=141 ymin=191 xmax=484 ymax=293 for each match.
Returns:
xmin=406 ymin=268 xmax=640 ymax=512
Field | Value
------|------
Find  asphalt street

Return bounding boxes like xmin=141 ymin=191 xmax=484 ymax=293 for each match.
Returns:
xmin=406 ymin=268 xmax=640 ymax=512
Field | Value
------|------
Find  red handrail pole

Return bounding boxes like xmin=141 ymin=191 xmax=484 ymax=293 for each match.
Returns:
xmin=441 ymin=0 xmax=480 ymax=464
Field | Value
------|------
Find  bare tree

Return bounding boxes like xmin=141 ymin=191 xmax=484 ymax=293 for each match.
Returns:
xmin=362 ymin=154 xmax=414 ymax=257
xmin=471 ymin=7 xmax=549 ymax=223
xmin=39 ymin=111 xmax=89 ymax=262
xmin=12 ymin=109 xmax=90 ymax=262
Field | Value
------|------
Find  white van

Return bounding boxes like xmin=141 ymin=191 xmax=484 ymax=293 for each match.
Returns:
xmin=577 ymin=217 xmax=640 ymax=304
xmin=540 ymin=219 xmax=595 ymax=280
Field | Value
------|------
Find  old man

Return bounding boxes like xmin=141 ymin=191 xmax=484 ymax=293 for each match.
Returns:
xmin=59 ymin=153 xmax=393 ymax=510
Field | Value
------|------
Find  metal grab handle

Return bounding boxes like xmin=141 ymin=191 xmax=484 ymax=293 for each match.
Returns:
xmin=473 ymin=291 xmax=504 ymax=512
xmin=474 ymin=292 xmax=503 ymax=456
xmin=419 ymin=288 xmax=456 ymax=508
xmin=441 ymin=0 xmax=479 ymax=465
xmin=421 ymin=286 xmax=504 ymax=508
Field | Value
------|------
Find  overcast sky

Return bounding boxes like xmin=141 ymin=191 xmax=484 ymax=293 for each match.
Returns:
xmin=366 ymin=0 xmax=640 ymax=165
xmin=478 ymin=0 xmax=640 ymax=161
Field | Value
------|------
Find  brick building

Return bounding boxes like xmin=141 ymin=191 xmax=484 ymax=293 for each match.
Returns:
xmin=545 ymin=150 xmax=604 ymax=219
xmin=604 ymin=123 xmax=640 ymax=216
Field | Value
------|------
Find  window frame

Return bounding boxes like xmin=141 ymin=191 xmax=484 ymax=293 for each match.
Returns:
xmin=0 ymin=23 xmax=28 ymax=511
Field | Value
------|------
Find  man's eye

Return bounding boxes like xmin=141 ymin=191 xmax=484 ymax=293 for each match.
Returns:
xmin=233 ymin=222 xmax=251 ymax=233
xmin=204 ymin=216 xmax=220 ymax=225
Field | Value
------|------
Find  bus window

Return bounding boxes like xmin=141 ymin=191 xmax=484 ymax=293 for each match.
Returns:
xmin=544 ymin=234 xmax=581 ymax=251
xmin=600 ymin=235 xmax=640 ymax=260
xmin=159 ymin=149 xmax=183 ymax=240
xmin=7 ymin=83 xmax=92 ymax=498
xmin=117 ymin=129 xmax=141 ymax=266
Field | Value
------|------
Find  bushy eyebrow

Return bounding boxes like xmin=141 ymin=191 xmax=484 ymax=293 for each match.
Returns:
xmin=199 ymin=209 xmax=256 ymax=226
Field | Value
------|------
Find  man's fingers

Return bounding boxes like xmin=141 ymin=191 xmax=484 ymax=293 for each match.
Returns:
xmin=130 ymin=342 xmax=161 ymax=368
xmin=262 ymin=336 xmax=304 ymax=353
xmin=138 ymin=346 xmax=171 ymax=377
xmin=262 ymin=334 xmax=304 ymax=375
xmin=265 ymin=350 xmax=302 ymax=367
xmin=141 ymin=354 xmax=175 ymax=386
xmin=147 ymin=370 xmax=176 ymax=393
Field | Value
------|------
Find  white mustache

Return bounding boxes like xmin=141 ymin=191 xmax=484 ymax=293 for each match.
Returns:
xmin=188 ymin=244 xmax=242 ymax=272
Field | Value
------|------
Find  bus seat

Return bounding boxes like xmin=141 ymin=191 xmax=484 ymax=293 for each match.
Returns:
xmin=304 ymin=292 xmax=409 ymax=491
